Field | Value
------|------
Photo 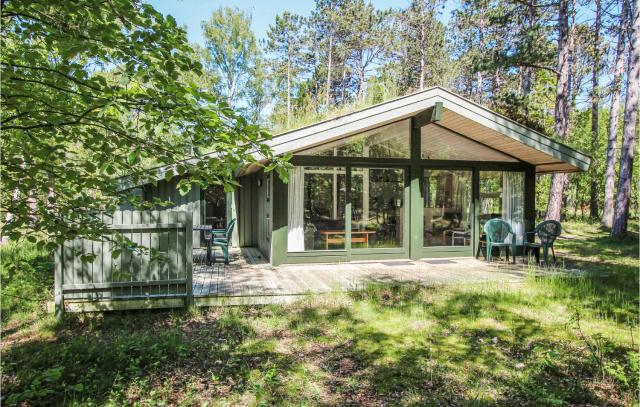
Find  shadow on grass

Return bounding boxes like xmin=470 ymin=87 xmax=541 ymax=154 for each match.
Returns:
xmin=3 ymin=226 xmax=637 ymax=405
xmin=1 ymin=308 xmax=299 ymax=406
xmin=350 ymin=285 xmax=634 ymax=405
xmin=3 ymin=289 xmax=637 ymax=406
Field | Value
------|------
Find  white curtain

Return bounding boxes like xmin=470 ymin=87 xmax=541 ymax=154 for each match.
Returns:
xmin=502 ymin=172 xmax=525 ymax=244
xmin=287 ymin=167 xmax=305 ymax=252
xmin=457 ymin=173 xmax=472 ymax=230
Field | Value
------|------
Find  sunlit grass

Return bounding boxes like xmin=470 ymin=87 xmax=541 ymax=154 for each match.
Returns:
xmin=2 ymin=221 xmax=638 ymax=405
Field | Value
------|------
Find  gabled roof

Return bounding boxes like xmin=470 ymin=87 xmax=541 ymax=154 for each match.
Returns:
xmin=122 ymin=86 xmax=590 ymax=189
xmin=260 ymin=86 xmax=590 ymax=173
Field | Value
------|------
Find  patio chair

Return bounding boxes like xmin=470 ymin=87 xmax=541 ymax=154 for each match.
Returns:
xmin=211 ymin=218 xmax=236 ymax=265
xmin=483 ymin=219 xmax=516 ymax=263
xmin=523 ymin=220 xmax=561 ymax=265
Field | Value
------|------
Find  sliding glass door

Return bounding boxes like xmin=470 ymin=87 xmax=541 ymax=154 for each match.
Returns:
xmin=287 ymin=166 xmax=346 ymax=252
xmin=423 ymin=169 xmax=473 ymax=248
xmin=479 ymin=171 xmax=525 ymax=244
xmin=351 ymin=167 xmax=406 ymax=250
xmin=287 ymin=165 xmax=408 ymax=256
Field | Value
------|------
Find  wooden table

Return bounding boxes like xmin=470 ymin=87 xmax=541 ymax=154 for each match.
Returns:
xmin=320 ymin=230 xmax=377 ymax=249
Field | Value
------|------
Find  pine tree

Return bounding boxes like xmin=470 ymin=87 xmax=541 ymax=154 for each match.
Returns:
xmin=546 ymin=0 xmax=573 ymax=222
xmin=395 ymin=0 xmax=450 ymax=93
xmin=265 ymin=12 xmax=305 ymax=127
xmin=310 ymin=0 xmax=347 ymax=108
xmin=602 ymin=0 xmax=629 ymax=228
xmin=611 ymin=0 xmax=639 ymax=237
xmin=589 ymin=0 xmax=603 ymax=219
xmin=343 ymin=1 xmax=391 ymax=102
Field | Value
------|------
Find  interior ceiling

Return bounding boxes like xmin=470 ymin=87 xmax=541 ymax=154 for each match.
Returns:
xmin=242 ymin=106 xmax=583 ymax=176
xmin=438 ymin=109 xmax=578 ymax=173
xmin=421 ymin=124 xmax=518 ymax=162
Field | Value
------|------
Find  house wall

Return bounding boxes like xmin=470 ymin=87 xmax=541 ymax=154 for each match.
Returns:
xmin=236 ymin=173 xmax=257 ymax=247
xmin=235 ymin=169 xmax=272 ymax=260
xmin=142 ymin=177 xmax=203 ymax=247
xmin=269 ymin=114 xmax=537 ymax=266
xmin=134 ymin=172 xmax=273 ymax=258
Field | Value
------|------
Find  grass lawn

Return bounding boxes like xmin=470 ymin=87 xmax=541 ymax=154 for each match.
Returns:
xmin=2 ymin=221 xmax=638 ymax=406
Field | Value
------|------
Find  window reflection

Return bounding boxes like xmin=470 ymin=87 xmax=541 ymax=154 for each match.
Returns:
xmin=479 ymin=171 xmax=525 ymax=244
xmin=287 ymin=167 xmax=346 ymax=251
xmin=295 ymin=120 xmax=410 ymax=158
xmin=352 ymin=168 xmax=404 ymax=248
xmin=423 ymin=169 xmax=472 ymax=247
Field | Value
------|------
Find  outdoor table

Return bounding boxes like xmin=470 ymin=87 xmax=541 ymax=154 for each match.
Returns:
xmin=193 ymin=225 xmax=215 ymax=265
xmin=320 ymin=230 xmax=377 ymax=249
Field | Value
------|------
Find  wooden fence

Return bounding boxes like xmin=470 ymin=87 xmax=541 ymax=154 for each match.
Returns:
xmin=54 ymin=210 xmax=193 ymax=314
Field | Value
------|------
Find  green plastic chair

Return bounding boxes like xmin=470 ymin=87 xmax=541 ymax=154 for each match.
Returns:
xmin=483 ymin=219 xmax=516 ymax=263
xmin=523 ymin=220 xmax=561 ymax=265
xmin=211 ymin=218 xmax=236 ymax=265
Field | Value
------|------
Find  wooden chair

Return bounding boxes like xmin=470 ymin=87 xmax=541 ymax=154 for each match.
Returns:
xmin=483 ymin=219 xmax=516 ymax=263
xmin=524 ymin=220 xmax=561 ymax=265
xmin=211 ymin=218 xmax=236 ymax=265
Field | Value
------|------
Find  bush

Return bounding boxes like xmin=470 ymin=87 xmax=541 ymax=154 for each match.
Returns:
xmin=1 ymin=242 xmax=53 ymax=321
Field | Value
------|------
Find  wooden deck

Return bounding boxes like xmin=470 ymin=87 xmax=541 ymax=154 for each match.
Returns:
xmin=192 ymin=247 xmax=531 ymax=306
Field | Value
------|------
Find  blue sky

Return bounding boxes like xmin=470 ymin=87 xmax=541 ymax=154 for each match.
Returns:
xmin=147 ymin=0 xmax=458 ymax=45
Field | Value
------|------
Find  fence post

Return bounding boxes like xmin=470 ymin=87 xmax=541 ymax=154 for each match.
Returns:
xmin=185 ymin=211 xmax=194 ymax=308
xmin=54 ymin=245 xmax=64 ymax=319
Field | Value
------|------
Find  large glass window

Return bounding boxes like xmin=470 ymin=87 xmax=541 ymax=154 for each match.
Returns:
xmin=423 ymin=169 xmax=472 ymax=247
xmin=288 ymin=167 xmax=346 ymax=251
xmin=479 ymin=171 xmax=525 ymax=244
xmin=351 ymin=168 xmax=405 ymax=248
xmin=421 ymin=124 xmax=518 ymax=161
xmin=295 ymin=120 xmax=410 ymax=158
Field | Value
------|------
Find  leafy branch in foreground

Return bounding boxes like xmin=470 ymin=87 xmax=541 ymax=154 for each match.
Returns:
xmin=1 ymin=0 xmax=290 ymax=249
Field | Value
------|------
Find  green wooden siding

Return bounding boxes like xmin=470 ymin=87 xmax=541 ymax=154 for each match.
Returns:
xmin=233 ymin=169 xmax=272 ymax=260
xmin=55 ymin=210 xmax=193 ymax=316
xmin=143 ymin=177 xmax=203 ymax=247
xmin=256 ymin=171 xmax=272 ymax=259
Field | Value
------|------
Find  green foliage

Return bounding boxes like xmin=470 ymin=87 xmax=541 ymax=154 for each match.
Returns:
xmin=201 ymin=6 xmax=260 ymax=109
xmin=4 ymin=325 xmax=189 ymax=405
xmin=1 ymin=222 xmax=638 ymax=405
xmin=0 ymin=242 xmax=53 ymax=321
xmin=1 ymin=0 xmax=288 ymax=247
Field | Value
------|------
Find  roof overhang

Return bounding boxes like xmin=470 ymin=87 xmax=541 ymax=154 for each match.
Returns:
xmin=121 ymin=86 xmax=590 ymax=189
xmin=258 ymin=87 xmax=590 ymax=173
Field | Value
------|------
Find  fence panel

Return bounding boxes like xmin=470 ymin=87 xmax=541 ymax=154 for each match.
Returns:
xmin=55 ymin=210 xmax=193 ymax=313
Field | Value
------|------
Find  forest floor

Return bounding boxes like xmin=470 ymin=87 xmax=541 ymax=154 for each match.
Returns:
xmin=2 ymin=221 xmax=638 ymax=406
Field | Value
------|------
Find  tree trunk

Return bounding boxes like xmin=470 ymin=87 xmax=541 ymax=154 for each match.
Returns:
xmin=359 ymin=66 xmax=366 ymax=102
xmin=325 ymin=34 xmax=333 ymax=108
xmin=419 ymin=16 xmax=425 ymax=91
xmin=341 ymin=65 xmax=346 ymax=103
xmin=603 ymin=0 xmax=629 ymax=227
xmin=546 ymin=0 xmax=572 ymax=222
xmin=520 ymin=2 xmax=537 ymax=117
xmin=589 ymin=0 xmax=602 ymax=219
xmin=611 ymin=0 xmax=639 ymax=237
xmin=286 ymin=57 xmax=291 ymax=128
xmin=476 ymin=12 xmax=485 ymax=103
